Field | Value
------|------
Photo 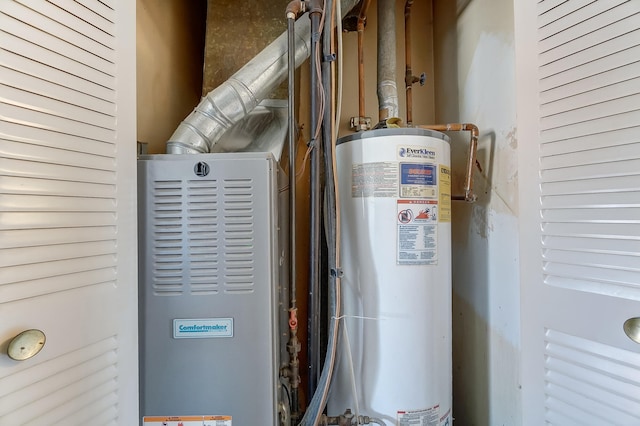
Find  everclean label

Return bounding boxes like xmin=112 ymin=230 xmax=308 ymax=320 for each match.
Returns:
xmin=173 ymin=318 xmax=233 ymax=339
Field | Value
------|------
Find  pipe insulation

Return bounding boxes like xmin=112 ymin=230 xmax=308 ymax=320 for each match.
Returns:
xmin=376 ymin=0 xmax=399 ymax=121
xmin=167 ymin=0 xmax=360 ymax=154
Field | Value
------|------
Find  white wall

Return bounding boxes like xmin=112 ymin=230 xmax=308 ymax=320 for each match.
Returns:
xmin=433 ymin=0 xmax=521 ymax=424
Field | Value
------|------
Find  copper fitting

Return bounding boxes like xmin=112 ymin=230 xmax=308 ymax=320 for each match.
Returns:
xmin=286 ymin=0 xmax=306 ymax=19
xmin=419 ymin=123 xmax=479 ymax=202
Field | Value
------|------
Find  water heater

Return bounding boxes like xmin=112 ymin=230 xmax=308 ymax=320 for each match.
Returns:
xmin=328 ymin=128 xmax=452 ymax=426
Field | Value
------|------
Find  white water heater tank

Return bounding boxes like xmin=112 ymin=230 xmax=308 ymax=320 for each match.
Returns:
xmin=328 ymin=128 xmax=452 ymax=426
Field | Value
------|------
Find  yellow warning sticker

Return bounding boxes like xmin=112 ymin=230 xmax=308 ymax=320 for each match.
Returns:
xmin=143 ymin=415 xmax=232 ymax=426
xmin=438 ymin=165 xmax=451 ymax=222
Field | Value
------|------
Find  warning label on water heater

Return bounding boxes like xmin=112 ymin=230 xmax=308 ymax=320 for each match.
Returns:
xmin=397 ymin=199 xmax=438 ymax=265
xmin=438 ymin=165 xmax=451 ymax=223
xmin=352 ymin=162 xmax=399 ymax=197
xmin=398 ymin=405 xmax=440 ymax=426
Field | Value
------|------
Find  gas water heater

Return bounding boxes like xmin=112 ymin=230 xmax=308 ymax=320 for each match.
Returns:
xmin=137 ymin=152 xmax=289 ymax=425
xmin=329 ymin=128 xmax=452 ymax=426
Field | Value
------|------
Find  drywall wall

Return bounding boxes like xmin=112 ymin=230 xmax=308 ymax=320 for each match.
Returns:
xmin=433 ymin=0 xmax=521 ymax=424
xmin=136 ymin=0 xmax=207 ymax=154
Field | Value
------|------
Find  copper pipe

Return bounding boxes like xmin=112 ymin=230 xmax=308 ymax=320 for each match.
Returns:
xmin=357 ymin=0 xmax=371 ymax=125
xmin=357 ymin=21 xmax=365 ymax=119
xmin=285 ymin=8 xmax=302 ymax=423
xmin=404 ymin=0 xmax=414 ymax=126
xmin=357 ymin=0 xmax=371 ymax=21
xmin=418 ymin=123 xmax=479 ymax=202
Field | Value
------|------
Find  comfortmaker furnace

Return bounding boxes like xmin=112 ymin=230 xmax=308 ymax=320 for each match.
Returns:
xmin=137 ymin=153 xmax=288 ymax=425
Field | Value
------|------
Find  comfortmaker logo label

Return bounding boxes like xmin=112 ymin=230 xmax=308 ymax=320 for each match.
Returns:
xmin=173 ymin=318 xmax=234 ymax=339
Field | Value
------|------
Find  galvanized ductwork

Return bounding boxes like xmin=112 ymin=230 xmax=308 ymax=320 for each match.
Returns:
xmin=167 ymin=0 xmax=360 ymax=154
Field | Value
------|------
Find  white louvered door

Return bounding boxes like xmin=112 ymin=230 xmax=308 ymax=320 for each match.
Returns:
xmin=516 ymin=1 xmax=640 ymax=424
xmin=0 ymin=1 xmax=137 ymax=425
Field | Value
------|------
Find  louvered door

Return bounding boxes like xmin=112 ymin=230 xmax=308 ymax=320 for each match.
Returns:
xmin=0 ymin=1 xmax=137 ymax=424
xmin=516 ymin=1 xmax=640 ymax=424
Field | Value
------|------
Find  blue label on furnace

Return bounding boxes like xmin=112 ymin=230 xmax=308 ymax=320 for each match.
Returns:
xmin=400 ymin=163 xmax=437 ymax=186
xmin=173 ymin=318 xmax=234 ymax=339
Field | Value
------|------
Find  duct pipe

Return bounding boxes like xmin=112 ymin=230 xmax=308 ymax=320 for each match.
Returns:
xmin=167 ymin=0 xmax=360 ymax=154
xmin=377 ymin=0 xmax=399 ymax=122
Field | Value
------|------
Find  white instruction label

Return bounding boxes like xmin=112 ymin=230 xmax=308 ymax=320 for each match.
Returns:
xmin=143 ymin=415 xmax=232 ymax=426
xmin=352 ymin=162 xmax=399 ymax=197
xmin=398 ymin=405 xmax=440 ymax=426
xmin=397 ymin=200 xmax=438 ymax=265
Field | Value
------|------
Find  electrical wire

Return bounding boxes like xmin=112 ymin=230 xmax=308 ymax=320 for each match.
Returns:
xmin=312 ymin=4 xmax=326 ymax=143
xmin=296 ymin=144 xmax=314 ymax=180
xmin=334 ymin=0 xmax=343 ymax=138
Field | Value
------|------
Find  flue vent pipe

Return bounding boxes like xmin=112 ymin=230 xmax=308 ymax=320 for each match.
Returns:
xmin=376 ymin=0 xmax=399 ymax=122
xmin=167 ymin=0 xmax=360 ymax=154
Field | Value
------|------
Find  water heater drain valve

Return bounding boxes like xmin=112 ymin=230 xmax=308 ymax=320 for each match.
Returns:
xmin=321 ymin=409 xmax=385 ymax=425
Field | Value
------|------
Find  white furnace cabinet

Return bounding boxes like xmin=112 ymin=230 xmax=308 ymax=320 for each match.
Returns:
xmin=137 ymin=153 xmax=289 ymax=425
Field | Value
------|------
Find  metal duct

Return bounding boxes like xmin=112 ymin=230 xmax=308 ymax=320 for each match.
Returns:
xmin=377 ymin=0 xmax=399 ymax=121
xmin=167 ymin=0 xmax=360 ymax=154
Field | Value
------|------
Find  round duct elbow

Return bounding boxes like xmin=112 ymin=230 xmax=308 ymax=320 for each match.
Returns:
xmin=166 ymin=0 xmax=361 ymax=154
